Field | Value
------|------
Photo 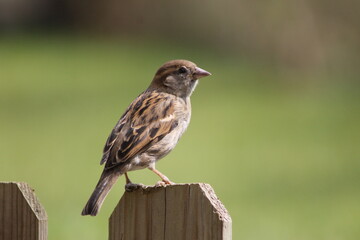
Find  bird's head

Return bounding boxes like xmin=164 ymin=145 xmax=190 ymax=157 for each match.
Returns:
xmin=150 ymin=59 xmax=211 ymax=98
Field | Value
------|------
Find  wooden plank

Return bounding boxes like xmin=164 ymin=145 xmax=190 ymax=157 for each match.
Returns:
xmin=109 ymin=183 xmax=232 ymax=240
xmin=0 ymin=182 xmax=48 ymax=240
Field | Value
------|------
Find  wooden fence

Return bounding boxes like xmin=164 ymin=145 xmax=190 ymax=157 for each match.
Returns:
xmin=0 ymin=182 xmax=47 ymax=240
xmin=0 ymin=182 xmax=231 ymax=240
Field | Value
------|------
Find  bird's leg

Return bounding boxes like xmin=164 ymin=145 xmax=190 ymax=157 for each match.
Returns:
xmin=124 ymin=173 xmax=144 ymax=192
xmin=125 ymin=173 xmax=132 ymax=184
xmin=149 ymin=167 xmax=174 ymax=185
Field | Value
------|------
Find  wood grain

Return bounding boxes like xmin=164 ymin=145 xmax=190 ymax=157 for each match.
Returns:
xmin=0 ymin=182 xmax=47 ymax=240
xmin=109 ymin=183 xmax=231 ymax=240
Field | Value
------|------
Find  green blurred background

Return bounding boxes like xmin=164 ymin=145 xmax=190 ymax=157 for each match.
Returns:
xmin=1 ymin=1 xmax=360 ymax=239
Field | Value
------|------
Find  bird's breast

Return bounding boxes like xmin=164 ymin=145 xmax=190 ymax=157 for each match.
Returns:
xmin=147 ymin=98 xmax=191 ymax=160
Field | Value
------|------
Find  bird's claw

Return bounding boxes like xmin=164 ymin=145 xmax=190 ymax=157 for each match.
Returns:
xmin=125 ymin=183 xmax=146 ymax=192
xmin=125 ymin=179 xmax=174 ymax=191
xmin=155 ymin=180 xmax=174 ymax=187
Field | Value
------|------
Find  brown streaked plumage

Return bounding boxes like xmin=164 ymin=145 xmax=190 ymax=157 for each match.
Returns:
xmin=81 ymin=59 xmax=211 ymax=216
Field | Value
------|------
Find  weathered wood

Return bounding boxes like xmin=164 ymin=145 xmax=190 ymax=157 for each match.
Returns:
xmin=0 ymin=182 xmax=47 ymax=240
xmin=109 ymin=183 xmax=232 ymax=240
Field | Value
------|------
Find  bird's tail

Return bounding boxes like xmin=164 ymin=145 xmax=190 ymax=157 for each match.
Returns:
xmin=81 ymin=169 xmax=121 ymax=216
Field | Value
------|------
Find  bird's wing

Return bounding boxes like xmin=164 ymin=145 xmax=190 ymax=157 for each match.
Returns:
xmin=100 ymin=91 xmax=178 ymax=169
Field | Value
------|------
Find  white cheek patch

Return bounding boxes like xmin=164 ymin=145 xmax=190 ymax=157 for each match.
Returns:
xmin=164 ymin=75 xmax=177 ymax=87
xmin=189 ymin=80 xmax=199 ymax=96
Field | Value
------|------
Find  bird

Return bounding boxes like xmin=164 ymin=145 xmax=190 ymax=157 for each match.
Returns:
xmin=81 ymin=59 xmax=211 ymax=216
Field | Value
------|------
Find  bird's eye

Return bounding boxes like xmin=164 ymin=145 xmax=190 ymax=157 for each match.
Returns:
xmin=178 ymin=67 xmax=187 ymax=74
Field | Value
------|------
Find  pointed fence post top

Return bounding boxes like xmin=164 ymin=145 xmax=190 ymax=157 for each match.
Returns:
xmin=0 ymin=181 xmax=48 ymax=240
xmin=109 ymin=183 xmax=232 ymax=240
xmin=10 ymin=182 xmax=47 ymax=220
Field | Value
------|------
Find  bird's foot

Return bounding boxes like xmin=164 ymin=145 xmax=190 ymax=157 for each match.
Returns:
xmin=155 ymin=180 xmax=175 ymax=187
xmin=161 ymin=175 xmax=175 ymax=185
xmin=125 ymin=183 xmax=146 ymax=192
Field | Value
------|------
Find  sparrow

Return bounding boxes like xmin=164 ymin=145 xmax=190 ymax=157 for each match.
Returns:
xmin=81 ymin=59 xmax=211 ymax=216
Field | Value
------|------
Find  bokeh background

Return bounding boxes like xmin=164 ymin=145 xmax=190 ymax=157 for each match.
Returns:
xmin=1 ymin=0 xmax=360 ymax=239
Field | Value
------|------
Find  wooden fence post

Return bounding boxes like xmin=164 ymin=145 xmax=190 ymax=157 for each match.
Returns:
xmin=109 ymin=183 xmax=232 ymax=240
xmin=0 ymin=182 xmax=48 ymax=240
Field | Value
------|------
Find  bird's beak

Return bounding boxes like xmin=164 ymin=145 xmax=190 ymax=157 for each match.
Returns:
xmin=194 ymin=67 xmax=211 ymax=79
